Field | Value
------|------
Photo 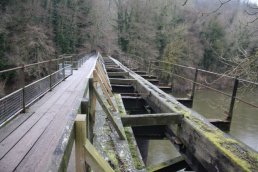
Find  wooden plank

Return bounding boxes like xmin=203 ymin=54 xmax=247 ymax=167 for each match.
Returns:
xmin=92 ymin=86 xmax=126 ymax=140
xmin=75 ymin=115 xmax=87 ymax=172
xmin=84 ymin=139 xmax=114 ymax=172
xmin=88 ymin=78 xmax=96 ymax=143
xmin=89 ymin=78 xmax=97 ymax=120
xmin=96 ymin=62 xmax=110 ymax=85
xmin=0 ymin=68 xmax=83 ymax=170
xmin=99 ymin=62 xmax=113 ymax=90
xmin=105 ymin=65 xmax=119 ymax=68
xmin=106 ymin=67 xmax=122 ymax=71
xmin=108 ymin=72 xmax=129 ymax=77
xmin=110 ymin=78 xmax=136 ymax=85
xmin=0 ymin=112 xmax=34 ymax=143
xmin=121 ymin=113 xmax=183 ymax=127
xmin=96 ymin=62 xmax=113 ymax=97
xmin=15 ymin=55 xmax=98 ymax=172
xmin=110 ymin=57 xmax=258 ymax=172
xmin=18 ymin=76 xmax=87 ymax=171
xmin=0 ymin=72 xmax=79 ymax=161
xmin=0 ymin=112 xmax=56 ymax=170
xmin=94 ymin=70 xmax=116 ymax=111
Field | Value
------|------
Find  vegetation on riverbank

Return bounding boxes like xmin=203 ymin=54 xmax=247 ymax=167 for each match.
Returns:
xmin=0 ymin=0 xmax=258 ymax=94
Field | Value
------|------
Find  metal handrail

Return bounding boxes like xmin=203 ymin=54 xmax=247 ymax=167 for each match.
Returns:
xmin=151 ymin=60 xmax=256 ymax=84
xmin=151 ymin=65 xmax=258 ymax=109
xmin=25 ymin=60 xmax=50 ymax=68
xmin=25 ymin=75 xmax=50 ymax=88
xmin=0 ymin=54 xmax=86 ymax=126
xmin=0 ymin=54 xmax=75 ymax=73
xmin=0 ymin=66 xmax=23 ymax=74
xmin=151 ymin=60 xmax=196 ymax=70
xmin=0 ymin=88 xmax=23 ymax=101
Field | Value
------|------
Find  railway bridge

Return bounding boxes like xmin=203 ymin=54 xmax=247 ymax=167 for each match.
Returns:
xmin=0 ymin=53 xmax=257 ymax=172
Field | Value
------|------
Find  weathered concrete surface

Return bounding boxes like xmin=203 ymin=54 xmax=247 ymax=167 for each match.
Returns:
xmin=110 ymin=57 xmax=258 ymax=172
xmin=93 ymin=85 xmax=146 ymax=172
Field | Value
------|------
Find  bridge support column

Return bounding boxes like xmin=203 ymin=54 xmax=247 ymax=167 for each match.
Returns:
xmin=75 ymin=114 xmax=87 ymax=172
xmin=21 ymin=64 xmax=26 ymax=113
xmin=88 ymin=78 xmax=96 ymax=143
xmin=190 ymin=68 xmax=198 ymax=101
xmin=227 ymin=77 xmax=239 ymax=121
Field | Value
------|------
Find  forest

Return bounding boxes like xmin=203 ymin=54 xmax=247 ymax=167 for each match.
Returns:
xmin=0 ymin=0 xmax=258 ymax=96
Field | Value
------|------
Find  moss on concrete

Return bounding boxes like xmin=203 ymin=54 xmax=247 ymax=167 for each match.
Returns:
xmin=175 ymin=107 xmax=258 ymax=171
xmin=112 ymin=57 xmax=258 ymax=171
xmin=101 ymin=126 xmax=120 ymax=171
xmin=124 ymin=128 xmax=145 ymax=170
xmin=114 ymin=94 xmax=146 ymax=170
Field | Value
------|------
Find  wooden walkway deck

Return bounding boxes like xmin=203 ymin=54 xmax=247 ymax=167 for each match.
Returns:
xmin=0 ymin=55 xmax=97 ymax=172
xmin=1 ymin=53 xmax=258 ymax=172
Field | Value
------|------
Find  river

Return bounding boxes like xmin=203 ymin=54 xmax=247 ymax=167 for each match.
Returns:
xmin=147 ymin=89 xmax=258 ymax=166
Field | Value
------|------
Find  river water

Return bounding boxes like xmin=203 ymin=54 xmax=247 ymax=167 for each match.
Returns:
xmin=147 ymin=89 xmax=258 ymax=166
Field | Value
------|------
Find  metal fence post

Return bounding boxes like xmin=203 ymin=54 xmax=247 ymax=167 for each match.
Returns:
xmin=62 ymin=57 xmax=65 ymax=80
xmin=170 ymin=67 xmax=174 ymax=92
xmin=21 ymin=64 xmax=26 ymax=113
xmin=148 ymin=61 xmax=152 ymax=76
xmin=70 ymin=57 xmax=73 ymax=75
xmin=127 ymin=59 xmax=130 ymax=68
xmin=71 ymin=56 xmax=73 ymax=70
xmin=227 ymin=77 xmax=239 ymax=120
xmin=190 ymin=68 xmax=199 ymax=100
xmin=49 ymin=60 xmax=52 ymax=91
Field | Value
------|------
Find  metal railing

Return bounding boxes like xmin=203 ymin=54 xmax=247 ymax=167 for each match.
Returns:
xmin=0 ymin=54 xmax=88 ymax=126
xmin=117 ymin=57 xmax=258 ymax=121
xmin=147 ymin=60 xmax=258 ymax=120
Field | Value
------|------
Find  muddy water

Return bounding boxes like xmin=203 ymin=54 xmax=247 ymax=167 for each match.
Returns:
xmin=147 ymin=89 xmax=258 ymax=166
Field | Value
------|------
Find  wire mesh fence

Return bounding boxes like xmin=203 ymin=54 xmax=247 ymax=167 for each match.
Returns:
xmin=0 ymin=89 xmax=23 ymax=124
xmin=25 ymin=76 xmax=51 ymax=106
xmin=65 ymin=65 xmax=72 ymax=78
xmin=0 ymin=54 xmax=87 ymax=126
xmin=51 ymin=69 xmax=64 ymax=88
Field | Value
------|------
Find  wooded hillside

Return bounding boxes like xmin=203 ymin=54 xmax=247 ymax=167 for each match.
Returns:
xmin=0 ymin=0 xmax=258 ymax=95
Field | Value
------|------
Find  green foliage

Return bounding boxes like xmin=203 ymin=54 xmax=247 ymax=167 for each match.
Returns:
xmin=0 ymin=32 xmax=17 ymax=81
xmin=155 ymin=9 xmax=168 ymax=57
xmin=0 ymin=0 xmax=10 ymax=10
xmin=0 ymin=33 xmax=6 ymax=59
xmin=117 ymin=8 xmax=131 ymax=52
xmin=200 ymin=20 xmax=226 ymax=70
xmin=51 ymin=0 xmax=87 ymax=54
xmin=202 ymin=21 xmax=225 ymax=43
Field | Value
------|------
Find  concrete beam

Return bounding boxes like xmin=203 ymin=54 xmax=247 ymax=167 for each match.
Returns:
xmin=121 ymin=113 xmax=183 ymax=127
xmin=108 ymin=72 xmax=129 ymax=77
xmin=110 ymin=78 xmax=136 ymax=85
xmin=110 ymin=57 xmax=258 ymax=172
